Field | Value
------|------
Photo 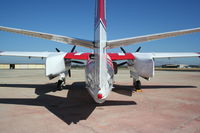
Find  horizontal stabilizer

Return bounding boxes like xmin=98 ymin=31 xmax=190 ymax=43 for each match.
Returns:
xmin=107 ymin=27 xmax=200 ymax=49
xmin=0 ymin=26 xmax=94 ymax=49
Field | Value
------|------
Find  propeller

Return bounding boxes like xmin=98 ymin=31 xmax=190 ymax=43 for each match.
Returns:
xmin=53 ymin=46 xmax=79 ymax=78
xmin=55 ymin=48 xmax=60 ymax=52
xmin=117 ymin=61 xmax=127 ymax=67
xmin=117 ymin=46 xmax=142 ymax=71
xmin=56 ymin=46 xmax=83 ymax=77
xmin=120 ymin=46 xmax=142 ymax=53
xmin=68 ymin=69 xmax=71 ymax=77
xmin=69 ymin=46 xmax=82 ymax=77
xmin=55 ymin=46 xmax=76 ymax=53
xmin=135 ymin=46 xmax=141 ymax=52
xmin=71 ymin=60 xmax=84 ymax=64
xmin=67 ymin=60 xmax=84 ymax=77
xmin=120 ymin=47 xmax=126 ymax=54
xmin=70 ymin=45 xmax=76 ymax=52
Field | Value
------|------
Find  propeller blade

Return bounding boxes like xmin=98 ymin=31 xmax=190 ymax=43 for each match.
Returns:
xmin=136 ymin=46 xmax=141 ymax=52
xmin=117 ymin=61 xmax=127 ymax=67
xmin=71 ymin=60 xmax=84 ymax=64
xmin=55 ymin=48 xmax=60 ymax=52
xmin=120 ymin=47 xmax=126 ymax=54
xmin=68 ymin=69 xmax=71 ymax=77
xmin=70 ymin=45 xmax=76 ymax=53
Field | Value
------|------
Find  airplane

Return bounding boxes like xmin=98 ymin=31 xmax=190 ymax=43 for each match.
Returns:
xmin=0 ymin=0 xmax=200 ymax=103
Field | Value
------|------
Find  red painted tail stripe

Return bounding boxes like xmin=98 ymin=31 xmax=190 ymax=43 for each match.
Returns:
xmin=95 ymin=0 xmax=106 ymax=29
xmin=99 ymin=0 xmax=106 ymax=27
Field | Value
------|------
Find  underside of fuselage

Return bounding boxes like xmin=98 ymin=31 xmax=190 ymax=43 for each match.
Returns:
xmin=85 ymin=56 xmax=114 ymax=103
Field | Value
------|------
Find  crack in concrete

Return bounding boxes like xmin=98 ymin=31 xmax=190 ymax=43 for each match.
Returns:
xmin=78 ymin=123 xmax=99 ymax=133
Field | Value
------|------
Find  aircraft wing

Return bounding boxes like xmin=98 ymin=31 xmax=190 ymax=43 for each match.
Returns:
xmin=150 ymin=52 xmax=200 ymax=59
xmin=107 ymin=27 xmax=200 ymax=49
xmin=0 ymin=26 xmax=94 ymax=49
xmin=0 ymin=51 xmax=58 ymax=58
xmin=133 ymin=52 xmax=200 ymax=59
xmin=1 ymin=51 xmax=199 ymax=60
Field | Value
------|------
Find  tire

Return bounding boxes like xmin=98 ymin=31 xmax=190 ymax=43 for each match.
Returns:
xmin=57 ymin=80 xmax=63 ymax=90
xmin=134 ymin=80 xmax=141 ymax=90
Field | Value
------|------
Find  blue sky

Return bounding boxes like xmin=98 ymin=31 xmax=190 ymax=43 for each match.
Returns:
xmin=0 ymin=0 xmax=200 ymax=65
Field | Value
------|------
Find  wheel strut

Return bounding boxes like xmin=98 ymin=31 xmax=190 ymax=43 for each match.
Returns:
xmin=57 ymin=80 xmax=65 ymax=90
xmin=133 ymin=80 xmax=142 ymax=92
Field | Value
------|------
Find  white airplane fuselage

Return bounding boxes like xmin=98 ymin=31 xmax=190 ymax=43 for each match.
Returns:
xmin=85 ymin=55 xmax=114 ymax=103
xmin=85 ymin=0 xmax=113 ymax=103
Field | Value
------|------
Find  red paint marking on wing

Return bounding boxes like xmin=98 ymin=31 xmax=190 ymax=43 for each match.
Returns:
xmin=65 ymin=52 xmax=135 ymax=61
xmin=64 ymin=53 xmax=91 ymax=60
xmin=198 ymin=52 xmax=200 ymax=58
xmin=107 ymin=53 xmax=135 ymax=61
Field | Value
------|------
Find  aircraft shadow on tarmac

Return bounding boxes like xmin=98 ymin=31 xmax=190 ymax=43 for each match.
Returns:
xmin=112 ymin=84 xmax=197 ymax=96
xmin=141 ymin=85 xmax=197 ymax=89
xmin=0 ymin=82 xmax=136 ymax=125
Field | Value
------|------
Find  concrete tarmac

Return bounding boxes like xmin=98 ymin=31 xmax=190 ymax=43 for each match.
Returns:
xmin=0 ymin=69 xmax=200 ymax=133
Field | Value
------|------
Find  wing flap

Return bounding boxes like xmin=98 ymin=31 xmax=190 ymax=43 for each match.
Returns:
xmin=0 ymin=26 xmax=94 ymax=49
xmin=107 ymin=27 xmax=200 ymax=49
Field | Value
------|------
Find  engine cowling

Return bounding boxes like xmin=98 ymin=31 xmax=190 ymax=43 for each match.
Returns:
xmin=45 ymin=53 xmax=67 ymax=79
xmin=130 ymin=53 xmax=154 ymax=79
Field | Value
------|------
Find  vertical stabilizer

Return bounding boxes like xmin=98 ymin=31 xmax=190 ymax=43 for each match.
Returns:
xmin=93 ymin=0 xmax=110 ymax=101
xmin=95 ymin=0 xmax=106 ymax=30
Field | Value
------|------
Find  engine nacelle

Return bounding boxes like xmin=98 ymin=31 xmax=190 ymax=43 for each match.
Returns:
xmin=131 ymin=53 xmax=154 ymax=79
xmin=45 ymin=53 xmax=67 ymax=79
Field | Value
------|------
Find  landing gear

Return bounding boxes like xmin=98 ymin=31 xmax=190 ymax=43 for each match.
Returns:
xmin=57 ymin=79 xmax=65 ymax=90
xmin=134 ymin=80 xmax=141 ymax=90
xmin=130 ymin=70 xmax=142 ymax=92
xmin=57 ymin=73 xmax=66 ymax=90
xmin=133 ymin=80 xmax=142 ymax=92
